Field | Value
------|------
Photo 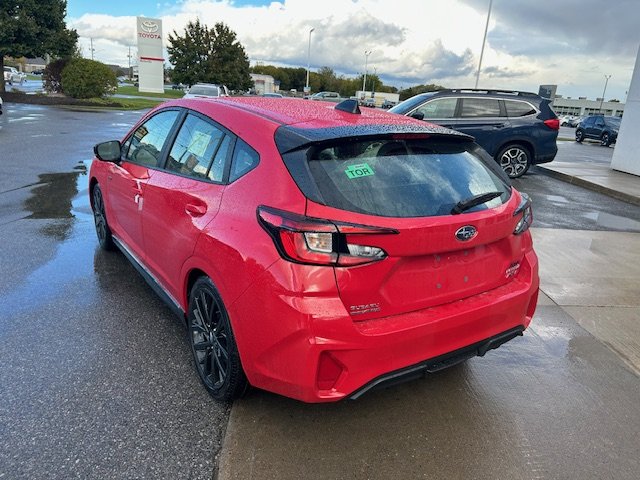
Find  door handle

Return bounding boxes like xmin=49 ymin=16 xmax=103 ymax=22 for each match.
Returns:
xmin=185 ymin=204 xmax=207 ymax=217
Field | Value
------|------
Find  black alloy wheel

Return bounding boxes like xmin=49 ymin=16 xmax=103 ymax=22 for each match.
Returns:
xmin=497 ymin=144 xmax=531 ymax=179
xmin=575 ymin=129 xmax=584 ymax=143
xmin=188 ymin=277 xmax=248 ymax=401
xmin=92 ymin=184 xmax=114 ymax=250
xmin=601 ymin=132 xmax=611 ymax=147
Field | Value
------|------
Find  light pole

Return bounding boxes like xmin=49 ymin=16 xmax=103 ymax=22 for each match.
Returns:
xmin=474 ymin=0 xmax=493 ymax=88
xmin=362 ymin=50 xmax=372 ymax=95
xmin=599 ymin=74 xmax=611 ymax=113
xmin=305 ymin=28 xmax=315 ymax=93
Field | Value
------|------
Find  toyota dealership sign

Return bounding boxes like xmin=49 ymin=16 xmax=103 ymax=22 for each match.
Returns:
xmin=136 ymin=17 xmax=164 ymax=93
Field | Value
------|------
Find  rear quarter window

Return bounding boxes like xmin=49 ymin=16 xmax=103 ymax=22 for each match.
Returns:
xmin=505 ymin=100 xmax=537 ymax=117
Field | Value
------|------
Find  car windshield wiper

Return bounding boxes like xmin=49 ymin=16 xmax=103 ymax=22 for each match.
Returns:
xmin=451 ymin=191 xmax=503 ymax=215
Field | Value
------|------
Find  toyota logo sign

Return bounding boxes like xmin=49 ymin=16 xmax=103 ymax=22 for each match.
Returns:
xmin=141 ymin=20 xmax=158 ymax=33
xmin=455 ymin=225 xmax=477 ymax=242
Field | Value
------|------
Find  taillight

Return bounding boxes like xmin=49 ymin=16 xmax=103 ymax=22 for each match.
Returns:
xmin=257 ymin=206 xmax=396 ymax=266
xmin=544 ymin=118 xmax=560 ymax=130
xmin=513 ymin=193 xmax=533 ymax=235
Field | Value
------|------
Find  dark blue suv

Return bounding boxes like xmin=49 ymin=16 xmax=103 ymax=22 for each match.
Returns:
xmin=389 ymin=89 xmax=559 ymax=178
xmin=575 ymin=115 xmax=620 ymax=147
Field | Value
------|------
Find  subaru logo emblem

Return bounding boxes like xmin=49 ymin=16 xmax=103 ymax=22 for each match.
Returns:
xmin=455 ymin=225 xmax=477 ymax=241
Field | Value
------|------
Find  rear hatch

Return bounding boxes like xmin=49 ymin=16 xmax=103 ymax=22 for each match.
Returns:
xmin=276 ymin=133 xmax=532 ymax=320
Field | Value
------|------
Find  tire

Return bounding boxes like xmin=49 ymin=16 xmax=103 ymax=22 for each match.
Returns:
xmin=187 ymin=277 xmax=248 ymax=402
xmin=92 ymin=184 xmax=115 ymax=251
xmin=575 ymin=129 xmax=584 ymax=143
xmin=601 ymin=132 xmax=611 ymax=147
xmin=497 ymin=144 xmax=531 ymax=179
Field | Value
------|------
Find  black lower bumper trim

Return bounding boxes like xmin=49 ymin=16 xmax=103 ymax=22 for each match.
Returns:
xmin=349 ymin=326 xmax=525 ymax=400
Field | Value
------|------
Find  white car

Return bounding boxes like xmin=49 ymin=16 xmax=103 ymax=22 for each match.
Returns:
xmin=183 ymin=83 xmax=229 ymax=99
xmin=3 ymin=66 xmax=26 ymax=85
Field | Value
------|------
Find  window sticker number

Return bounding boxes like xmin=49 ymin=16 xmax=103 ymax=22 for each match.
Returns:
xmin=345 ymin=163 xmax=375 ymax=179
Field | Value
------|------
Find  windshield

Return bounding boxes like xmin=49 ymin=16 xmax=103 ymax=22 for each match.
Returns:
xmin=189 ymin=85 xmax=220 ymax=96
xmin=300 ymin=137 xmax=510 ymax=218
xmin=389 ymin=93 xmax=438 ymax=114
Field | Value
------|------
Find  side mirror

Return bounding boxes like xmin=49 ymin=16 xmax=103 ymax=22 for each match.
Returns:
xmin=94 ymin=140 xmax=122 ymax=162
xmin=410 ymin=112 xmax=425 ymax=121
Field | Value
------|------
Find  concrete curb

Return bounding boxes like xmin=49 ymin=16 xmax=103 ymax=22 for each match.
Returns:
xmin=535 ymin=165 xmax=640 ymax=206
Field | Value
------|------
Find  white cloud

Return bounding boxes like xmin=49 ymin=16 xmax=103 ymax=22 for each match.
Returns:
xmin=68 ymin=0 xmax=638 ymax=99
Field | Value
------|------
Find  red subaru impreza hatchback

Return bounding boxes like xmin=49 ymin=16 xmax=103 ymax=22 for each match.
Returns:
xmin=90 ymin=97 xmax=539 ymax=403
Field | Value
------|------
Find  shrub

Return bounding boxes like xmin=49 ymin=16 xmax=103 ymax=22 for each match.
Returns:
xmin=43 ymin=58 xmax=70 ymax=93
xmin=61 ymin=59 xmax=117 ymax=99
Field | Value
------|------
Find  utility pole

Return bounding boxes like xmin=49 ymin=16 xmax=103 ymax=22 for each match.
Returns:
xmin=90 ymin=38 xmax=95 ymax=60
xmin=362 ymin=50 xmax=372 ymax=95
xmin=305 ymin=28 xmax=315 ymax=94
xmin=599 ymin=74 xmax=612 ymax=113
xmin=127 ymin=46 xmax=132 ymax=78
xmin=475 ymin=0 xmax=493 ymax=88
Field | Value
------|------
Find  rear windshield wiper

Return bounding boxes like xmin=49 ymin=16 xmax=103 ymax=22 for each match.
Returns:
xmin=451 ymin=191 xmax=503 ymax=215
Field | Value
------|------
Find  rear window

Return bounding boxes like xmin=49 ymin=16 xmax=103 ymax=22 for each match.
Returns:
xmin=300 ymin=137 xmax=510 ymax=217
xmin=189 ymin=85 xmax=220 ymax=96
xmin=505 ymin=100 xmax=537 ymax=117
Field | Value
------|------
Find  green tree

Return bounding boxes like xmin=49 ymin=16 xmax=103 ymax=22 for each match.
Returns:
xmin=398 ymin=83 xmax=446 ymax=101
xmin=168 ymin=19 xmax=252 ymax=91
xmin=0 ymin=0 xmax=78 ymax=92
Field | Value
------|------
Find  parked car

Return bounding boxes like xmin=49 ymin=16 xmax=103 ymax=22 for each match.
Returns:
xmin=183 ymin=83 xmax=229 ymax=98
xmin=309 ymin=91 xmax=342 ymax=102
xmin=575 ymin=114 xmax=620 ymax=146
xmin=3 ymin=66 xmax=26 ymax=85
xmin=0 ymin=94 xmax=3 ymax=115
xmin=90 ymin=97 xmax=539 ymax=403
xmin=262 ymin=92 xmax=283 ymax=98
xmin=389 ymin=89 xmax=559 ymax=178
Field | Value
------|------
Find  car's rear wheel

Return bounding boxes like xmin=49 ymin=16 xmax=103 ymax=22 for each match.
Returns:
xmin=575 ymin=129 xmax=584 ymax=143
xmin=188 ymin=277 xmax=248 ymax=402
xmin=601 ymin=132 xmax=611 ymax=147
xmin=92 ymin=184 xmax=114 ymax=251
xmin=497 ymin=144 xmax=530 ymax=179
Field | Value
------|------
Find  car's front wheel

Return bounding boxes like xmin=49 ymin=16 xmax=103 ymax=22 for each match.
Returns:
xmin=601 ymin=132 xmax=611 ymax=147
xmin=187 ymin=277 xmax=248 ymax=402
xmin=92 ymin=184 xmax=114 ymax=251
xmin=497 ymin=144 xmax=531 ymax=179
xmin=575 ymin=129 xmax=584 ymax=143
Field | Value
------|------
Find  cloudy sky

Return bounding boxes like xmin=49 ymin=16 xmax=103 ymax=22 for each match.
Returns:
xmin=67 ymin=0 xmax=639 ymax=100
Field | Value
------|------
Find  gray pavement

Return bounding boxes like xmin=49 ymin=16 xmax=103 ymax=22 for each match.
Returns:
xmin=536 ymin=141 xmax=640 ymax=205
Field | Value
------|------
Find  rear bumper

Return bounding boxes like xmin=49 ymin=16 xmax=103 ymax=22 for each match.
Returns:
xmin=349 ymin=325 xmax=524 ymax=399
xmin=230 ymin=250 xmax=539 ymax=403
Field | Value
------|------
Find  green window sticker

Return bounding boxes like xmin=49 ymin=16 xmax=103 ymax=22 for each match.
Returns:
xmin=345 ymin=163 xmax=375 ymax=179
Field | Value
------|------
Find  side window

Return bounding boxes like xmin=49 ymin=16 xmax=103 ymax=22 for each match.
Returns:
xmin=460 ymin=98 xmax=501 ymax=118
xmin=582 ymin=116 xmax=595 ymax=127
xmin=166 ymin=113 xmax=228 ymax=181
xmin=595 ymin=118 xmax=605 ymax=127
xmin=505 ymin=100 xmax=537 ymax=117
xmin=414 ymin=97 xmax=457 ymax=119
xmin=124 ymin=110 xmax=179 ymax=167
xmin=229 ymin=139 xmax=259 ymax=182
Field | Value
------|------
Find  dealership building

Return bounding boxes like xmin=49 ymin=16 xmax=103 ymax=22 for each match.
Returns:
xmin=539 ymin=84 xmax=625 ymax=117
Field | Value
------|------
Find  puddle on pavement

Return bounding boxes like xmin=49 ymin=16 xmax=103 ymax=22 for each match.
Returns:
xmin=23 ymin=162 xmax=89 ymax=240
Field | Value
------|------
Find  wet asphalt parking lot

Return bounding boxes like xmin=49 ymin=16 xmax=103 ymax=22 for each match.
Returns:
xmin=1 ymin=104 xmax=639 ymax=479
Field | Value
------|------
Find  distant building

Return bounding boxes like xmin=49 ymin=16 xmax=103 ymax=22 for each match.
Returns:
xmin=251 ymin=74 xmax=276 ymax=95
xmin=552 ymin=96 xmax=624 ymax=117
xmin=540 ymin=84 xmax=624 ymax=116
xmin=24 ymin=57 xmax=47 ymax=73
